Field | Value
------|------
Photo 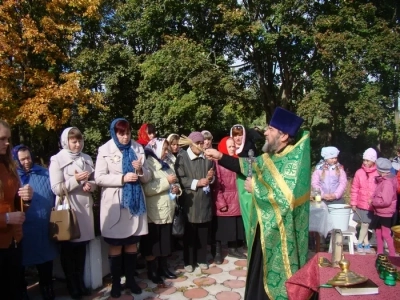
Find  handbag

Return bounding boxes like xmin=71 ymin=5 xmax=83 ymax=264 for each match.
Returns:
xmin=172 ymin=199 xmax=185 ymax=237
xmin=49 ymin=185 xmax=81 ymax=241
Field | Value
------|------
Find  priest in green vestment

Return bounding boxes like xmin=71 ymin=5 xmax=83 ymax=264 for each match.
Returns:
xmin=205 ymin=107 xmax=311 ymax=300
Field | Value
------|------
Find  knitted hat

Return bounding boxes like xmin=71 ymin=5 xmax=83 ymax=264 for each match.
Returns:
xmin=321 ymin=146 xmax=339 ymax=160
xmin=188 ymin=131 xmax=204 ymax=144
xmin=363 ymin=148 xmax=377 ymax=162
xmin=376 ymin=157 xmax=392 ymax=173
xmin=269 ymin=107 xmax=304 ymax=137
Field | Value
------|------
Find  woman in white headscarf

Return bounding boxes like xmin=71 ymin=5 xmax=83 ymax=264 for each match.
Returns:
xmin=49 ymin=127 xmax=96 ymax=299
xmin=141 ymin=138 xmax=182 ymax=284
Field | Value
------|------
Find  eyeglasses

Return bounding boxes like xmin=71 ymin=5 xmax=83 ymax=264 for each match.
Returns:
xmin=233 ymin=126 xmax=242 ymax=130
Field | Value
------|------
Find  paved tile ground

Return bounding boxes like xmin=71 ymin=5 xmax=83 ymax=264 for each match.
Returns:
xmin=27 ymin=239 xmax=381 ymax=300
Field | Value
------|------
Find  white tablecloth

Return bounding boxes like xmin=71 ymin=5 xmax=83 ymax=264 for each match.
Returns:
xmin=309 ymin=201 xmax=333 ymax=238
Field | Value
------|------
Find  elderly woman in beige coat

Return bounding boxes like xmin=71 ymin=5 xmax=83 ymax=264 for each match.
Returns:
xmin=95 ymin=118 xmax=150 ymax=298
xmin=141 ymin=138 xmax=182 ymax=284
xmin=49 ymin=127 xmax=96 ymax=299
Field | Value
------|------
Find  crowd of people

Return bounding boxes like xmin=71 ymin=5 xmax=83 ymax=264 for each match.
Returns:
xmin=0 ymin=106 xmax=399 ymax=300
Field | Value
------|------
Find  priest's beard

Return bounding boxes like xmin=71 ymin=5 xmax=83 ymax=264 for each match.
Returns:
xmin=262 ymin=135 xmax=281 ymax=154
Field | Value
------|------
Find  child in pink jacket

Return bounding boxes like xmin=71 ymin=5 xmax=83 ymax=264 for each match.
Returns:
xmin=350 ymin=148 xmax=378 ymax=254
xmin=311 ymin=146 xmax=347 ymax=204
xmin=370 ymin=158 xmax=398 ymax=256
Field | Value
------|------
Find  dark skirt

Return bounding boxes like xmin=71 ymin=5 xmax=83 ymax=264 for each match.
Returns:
xmin=353 ymin=208 xmax=374 ymax=224
xmin=140 ymin=223 xmax=172 ymax=257
xmin=103 ymin=235 xmax=141 ymax=246
xmin=213 ymin=216 xmax=245 ymax=243
xmin=369 ymin=214 xmax=394 ymax=230
xmin=245 ymin=225 xmax=269 ymax=300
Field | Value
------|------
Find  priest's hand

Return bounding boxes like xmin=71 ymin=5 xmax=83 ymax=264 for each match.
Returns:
xmin=204 ymin=149 xmax=222 ymax=160
xmin=244 ymin=177 xmax=253 ymax=193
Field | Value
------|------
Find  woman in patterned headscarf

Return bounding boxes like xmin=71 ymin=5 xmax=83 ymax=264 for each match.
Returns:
xmin=141 ymin=138 xmax=182 ymax=284
xmin=49 ymin=127 xmax=96 ymax=299
xmin=95 ymin=118 xmax=151 ymax=298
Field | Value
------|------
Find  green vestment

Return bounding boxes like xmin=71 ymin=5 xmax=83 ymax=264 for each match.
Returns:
xmin=236 ymin=174 xmax=252 ymax=244
xmin=239 ymin=130 xmax=311 ymax=300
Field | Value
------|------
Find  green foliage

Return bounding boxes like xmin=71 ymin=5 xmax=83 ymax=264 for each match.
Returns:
xmin=135 ymin=37 xmax=255 ymax=137
xmin=3 ymin=0 xmax=400 ymax=177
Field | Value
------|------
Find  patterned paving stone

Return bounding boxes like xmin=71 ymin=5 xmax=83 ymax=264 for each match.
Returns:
xmin=229 ymin=269 xmax=247 ymax=277
xmin=235 ymin=286 xmax=246 ymax=298
xmin=158 ymin=293 xmax=188 ymax=300
xmin=208 ymin=258 xmax=229 ymax=265
xmin=138 ymin=281 xmax=148 ymax=289
xmin=193 ymin=277 xmax=216 ymax=287
xmin=216 ymin=291 xmax=241 ymax=300
xmin=165 ymin=275 xmax=188 ymax=283
xmin=201 ymin=266 xmax=223 ymax=275
xmin=202 ymin=283 xmax=231 ymax=295
xmin=183 ymin=287 xmax=209 ymax=299
xmin=207 ymin=272 xmax=237 ymax=284
xmin=234 ymin=260 xmax=247 ymax=267
xmin=151 ymin=285 xmax=177 ymax=295
xmin=223 ymin=279 xmax=246 ymax=289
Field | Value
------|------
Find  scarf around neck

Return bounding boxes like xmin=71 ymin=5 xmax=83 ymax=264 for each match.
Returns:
xmin=110 ymin=118 xmax=146 ymax=216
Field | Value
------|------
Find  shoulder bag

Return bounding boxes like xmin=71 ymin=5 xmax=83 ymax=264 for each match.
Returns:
xmin=172 ymin=198 xmax=185 ymax=237
xmin=49 ymin=184 xmax=81 ymax=241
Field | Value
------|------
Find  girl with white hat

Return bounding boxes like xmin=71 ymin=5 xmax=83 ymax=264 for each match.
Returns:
xmin=350 ymin=148 xmax=379 ymax=253
xmin=311 ymin=146 xmax=348 ymax=205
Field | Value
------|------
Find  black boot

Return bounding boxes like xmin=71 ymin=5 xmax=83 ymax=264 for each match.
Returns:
xmin=228 ymin=248 xmax=247 ymax=259
xmin=158 ymin=256 xmax=177 ymax=279
xmin=39 ymin=283 xmax=55 ymax=300
xmin=124 ymin=252 xmax=142 ymax=294
xmin=147 ymin=259 xmax=164 ymax=284
xmin=214 ymin=241 xmax=223 ymax=264
xmin=75 ymin=244 xmax=91 ymax=296
xmin=109 ymin=255 xmax=122 ymax=298
xmin=60 ymin=246 xmax=81 ymax=299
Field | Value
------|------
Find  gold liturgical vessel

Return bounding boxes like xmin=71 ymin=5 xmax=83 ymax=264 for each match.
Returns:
xmin=327 ymin=255 xmax=368 ymax=286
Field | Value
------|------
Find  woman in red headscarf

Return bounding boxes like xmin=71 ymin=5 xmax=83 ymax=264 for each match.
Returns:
xmin=137 ymin=124 xmax=156 ymax=147
xmin=212 ymin=137 xmax=246 ymax=264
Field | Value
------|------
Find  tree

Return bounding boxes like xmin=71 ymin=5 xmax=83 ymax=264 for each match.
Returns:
xmin=0 ymin=0 xmax=103 ymax=130
xmin=135 ymin=37 xmax=256 ymax=136
xmin=298 ymin=1 xmax=400 ymax=144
